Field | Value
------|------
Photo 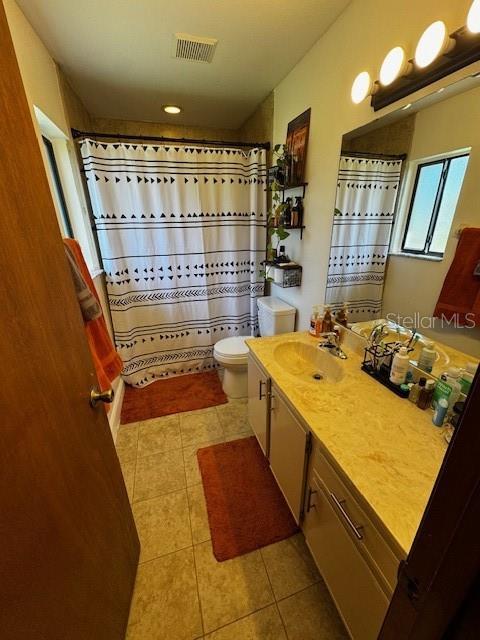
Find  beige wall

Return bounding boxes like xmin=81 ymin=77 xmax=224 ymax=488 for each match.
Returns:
xmin=4 ymin=0 xmax=68 ymax=134
xmin=383 ymin=85 xmax=480 ymax=357
xmin=271 ymin=0 xmax=475 ymax=337
xmin=342 ymin=114 xmax=416 ymax=157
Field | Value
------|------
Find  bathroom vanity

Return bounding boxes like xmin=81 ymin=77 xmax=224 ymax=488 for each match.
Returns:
xmin=246 ymin=331 xmax=448 ymax=640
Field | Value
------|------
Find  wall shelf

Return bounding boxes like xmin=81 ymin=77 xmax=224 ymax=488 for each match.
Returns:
xmin=270 ymin=225 xmax=306 ymax=239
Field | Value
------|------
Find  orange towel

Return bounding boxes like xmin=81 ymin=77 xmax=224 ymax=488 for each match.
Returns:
xmin=433 ymin=227 xmax=480 ymax=327
xmin=63 ymin=238 xmax=123 ymax=391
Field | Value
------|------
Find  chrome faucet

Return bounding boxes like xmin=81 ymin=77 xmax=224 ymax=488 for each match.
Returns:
xmin=317 ymin=332 xmax=348 ymax=359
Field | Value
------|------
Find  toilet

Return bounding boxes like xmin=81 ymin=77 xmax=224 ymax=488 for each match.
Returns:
xmin=214 ymin=296 xmax=296 ymax=398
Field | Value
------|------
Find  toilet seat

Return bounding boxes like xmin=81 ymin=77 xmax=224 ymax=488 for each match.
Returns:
xmin=213 ymin=336 xmax=250 ymax=366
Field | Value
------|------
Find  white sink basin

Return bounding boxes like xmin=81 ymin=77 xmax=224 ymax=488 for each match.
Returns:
xmin=274 ymin=340 xmax=344 ymax=384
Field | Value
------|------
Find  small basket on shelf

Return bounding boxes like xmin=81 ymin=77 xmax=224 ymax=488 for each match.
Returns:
xmin=266 ymin=262 xmax=302 ymax=288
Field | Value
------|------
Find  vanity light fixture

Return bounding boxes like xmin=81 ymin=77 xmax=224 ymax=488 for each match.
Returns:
xmin=379 ymin=46 xmax=409 ymax=86
xmin=414 ymin=21 xmax=453 ymax=68
xmin=351 ymin=71 xmax=372 ymax=104
xmin=467 ymin=0 xmax=480 ymax=33
xmin=163 ymin=105 xmax=182 ymax=114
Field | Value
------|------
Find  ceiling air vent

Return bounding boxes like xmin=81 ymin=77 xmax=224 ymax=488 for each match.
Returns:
xmin=173 ymin=33 xmax=218 ymax=63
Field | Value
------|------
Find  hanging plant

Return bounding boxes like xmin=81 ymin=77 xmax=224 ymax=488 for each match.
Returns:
xmin=262 ymin=144 xmax=290 ymax=281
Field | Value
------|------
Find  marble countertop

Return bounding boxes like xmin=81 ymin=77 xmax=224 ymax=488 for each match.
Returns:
xmin=246 ymin=330 xmax=448 ymax=556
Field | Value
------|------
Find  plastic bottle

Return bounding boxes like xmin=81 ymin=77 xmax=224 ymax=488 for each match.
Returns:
xmin=390 ymin=347 xmax=410 ymax=385
xmin=309 ymin=307 xmax=318 ymax=336
xmin=443 ymin=367 xmax=462 ymax=409
xmin=322 ymin=306 xmax=333 ymax=333
xmin=335 ymin=303 xmax=349 ymax=327
xmin=409 ymin=377 xmax=426 ymax=404
xmin=314 ymin=306 xmax=323 ymax=337
xmin=417 ymin=341 xmax=437 ymax=374
xmin=432 ymin=398 xmax=448 ymax=426
xmin=418 ymin=379 xmax=435 ymax=409
xmin=460 ymin=362 xmax=478 ymax=395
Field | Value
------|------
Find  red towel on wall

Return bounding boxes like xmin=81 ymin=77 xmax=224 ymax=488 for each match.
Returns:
xmin=433 ymin=227 xmax=480 ymax=327
xmin=63 ymin=238 xmax=123 ymax=390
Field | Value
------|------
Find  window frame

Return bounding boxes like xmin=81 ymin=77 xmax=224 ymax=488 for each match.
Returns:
xmin=42 ymin=135 xmax=74 ymax=238
xmin=400 ymin=152 xmax=469 ymax=258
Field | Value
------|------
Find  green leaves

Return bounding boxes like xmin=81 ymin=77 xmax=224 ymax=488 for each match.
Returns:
xmin=275 ymin=227 xmax=290 ymax=241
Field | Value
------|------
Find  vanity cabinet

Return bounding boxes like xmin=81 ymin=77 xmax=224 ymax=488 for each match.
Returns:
xmin=269 ymin=383 xmax=309 ymax=523
xmin=247 ymin=353 xmax=270 ymax=456
xmin=303 ymin=447 xmax=398 ymax=640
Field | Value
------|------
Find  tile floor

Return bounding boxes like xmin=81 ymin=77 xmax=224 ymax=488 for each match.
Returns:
xmin=116 ymin=397 xmax=348 ymax=640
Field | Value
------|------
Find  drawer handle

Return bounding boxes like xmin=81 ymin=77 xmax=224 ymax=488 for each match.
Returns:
xmin=259 ymin=380 xmax=266 ymax=400
xmin=330 ymin=492 xmax=364 ymax=541
xmin=306 ymin=487 xmax=317 ymax=513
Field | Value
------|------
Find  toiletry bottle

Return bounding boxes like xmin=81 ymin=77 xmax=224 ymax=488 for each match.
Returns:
xmin=314 ymin=306 xmax=323 ymax=337
xmin=389 ymin=346 xmax=410 ymax=385
xmin=417 ymin=378 xmax=435 ymax=409
xmin=409 ymin=377 xmax=426 ymax=404
xmin=284 ymin=198 xmax=292 ymax=227
xmin=335 ymin=303 xmax=349 ymax=327
xmin=424 ymin=379 xmax=436 ymax=408
xmin=316 ymin=306 xmax=324 ymax=336
xmin=432 ymin=398 xmax=449 ymax=426
xmin=417 ymin=341 xmax=437 ymax=373
xmin=309 ymin=306 xmax=318 ymax=337
xmin=322 ymin=305 xmax=333 ymax=333
xmin=460 ymin=362 xmax=478 ymax=395
xmin=443 ymin=367 xmax=462 ymax=409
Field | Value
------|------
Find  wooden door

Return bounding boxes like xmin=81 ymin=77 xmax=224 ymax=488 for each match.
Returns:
xmin=0 ymin=4 xmax=139 ymax=640
xmin=247 ymin=354 xmax=270 ymax=455
xmin=269 ymin=386 xmax=308 ymax=522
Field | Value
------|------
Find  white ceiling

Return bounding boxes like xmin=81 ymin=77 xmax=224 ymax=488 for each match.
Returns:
xmin=17 ymin=0 xmax=350 ymax=129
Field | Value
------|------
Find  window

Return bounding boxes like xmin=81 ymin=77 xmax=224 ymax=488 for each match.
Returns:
xmin=42 ymin=135 xmax=74 ymax=238
xmin=401 ymin=153 xmax=469 ymax=257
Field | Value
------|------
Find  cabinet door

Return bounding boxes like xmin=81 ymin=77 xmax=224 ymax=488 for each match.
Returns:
xmin=304 ymin=475 xmax=389 ymax=640
xmin=247 ymin=354 xmax=269 ymax=456
xmin=269 ymin=387 xmax=308 ymax=522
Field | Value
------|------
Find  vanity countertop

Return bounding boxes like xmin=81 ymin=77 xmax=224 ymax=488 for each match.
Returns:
xmin=246 ymin=330 xmax=448 ymax=556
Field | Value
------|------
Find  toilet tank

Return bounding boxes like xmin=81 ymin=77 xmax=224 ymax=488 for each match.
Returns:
xmin=257 ymin=296 xmax=296 ymax=336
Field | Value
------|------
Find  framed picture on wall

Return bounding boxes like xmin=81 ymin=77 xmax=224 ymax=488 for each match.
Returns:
xmin=285 ymin=108 xmax=311 ymax=186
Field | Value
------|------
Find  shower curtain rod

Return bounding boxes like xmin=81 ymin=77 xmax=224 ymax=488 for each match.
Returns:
xmin=341 ymin=150 xmax=407 ymax=160
xmin=71 ymin=128 xmax=270 ymax=150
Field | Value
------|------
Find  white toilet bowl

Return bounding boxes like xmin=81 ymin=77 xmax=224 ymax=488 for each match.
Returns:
xmin=213 ymin=336 xmax=250 ymax=398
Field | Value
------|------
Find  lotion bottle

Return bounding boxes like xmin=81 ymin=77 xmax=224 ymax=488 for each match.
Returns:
xmin=390 ymin=347 xmax=410 ymax=385
xmin=309 ymin=307 xmax=318 ymax=336
xmin=417 ymin=341 xmax=437 ymax=373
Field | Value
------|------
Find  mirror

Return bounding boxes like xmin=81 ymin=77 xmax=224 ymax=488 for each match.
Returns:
xmin=329 ymin=74 xmax=480 ymax=380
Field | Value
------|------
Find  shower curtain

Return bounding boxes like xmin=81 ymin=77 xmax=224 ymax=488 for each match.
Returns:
xmin=81 ymin=139 xmax=266 ymax=386
xmin=325 ymin=154 xmax=403 ymax=320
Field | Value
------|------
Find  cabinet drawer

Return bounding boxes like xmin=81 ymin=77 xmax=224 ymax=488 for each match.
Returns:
xmin=304 ymin=473 xmax=389 ymax=640
xmin=311 ymin=449 xmax=401 ymax=594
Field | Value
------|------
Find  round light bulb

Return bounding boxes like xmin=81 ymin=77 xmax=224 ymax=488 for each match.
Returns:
xmin=379 ymin=46 xmax=406 ymax=86
xmin=163 ymin=105 xmax=181 ymax=114
xmin=351 ymin=71 xmax=371 ymax=104
xmin=467 ymin=0 xmax=480 ymax=33
xmin=415 ymin=21 xmax=448 ymax=68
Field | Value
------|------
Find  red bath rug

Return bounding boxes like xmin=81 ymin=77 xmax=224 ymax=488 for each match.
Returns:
xmin=197 ymin=436 xmax=299 ymax=561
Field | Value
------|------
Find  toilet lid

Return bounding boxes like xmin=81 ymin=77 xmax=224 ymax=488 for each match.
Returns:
xmin=214 ymin=336 xmax=250 ymax=359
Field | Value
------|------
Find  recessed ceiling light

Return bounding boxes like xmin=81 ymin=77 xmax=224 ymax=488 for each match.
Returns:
xmin=351 ymin=71 xmax=372 ymax=104
xmin=467 ymin=0 xmax=480 ymax=33
xmin=415 ymin=21 xmax=450 ymax=69
xmin=163 ymin=105 xmax=182 ymax=114
xmin=437 ymin=87 xmax=445 ymax=93
xmin=379 ymin=46 xmax=408 ymax=86
xmin=402 ymin=103 xmax=412 ymax=110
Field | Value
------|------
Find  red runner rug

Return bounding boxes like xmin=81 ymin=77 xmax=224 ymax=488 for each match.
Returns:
xmin=197 ymin=436 xmax=299 ymax=561
xmin=121 ymin=370 xmax=227 ymax=424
